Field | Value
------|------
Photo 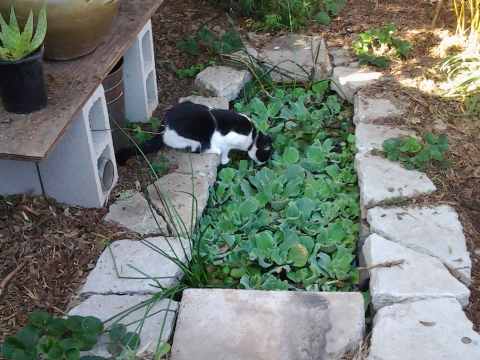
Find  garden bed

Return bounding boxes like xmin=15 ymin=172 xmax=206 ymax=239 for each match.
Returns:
xmin=199 ymin=85 xmax=360 ymax=291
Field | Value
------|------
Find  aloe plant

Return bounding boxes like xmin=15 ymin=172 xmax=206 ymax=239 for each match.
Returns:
xmin=0 ymin=6 xmax=47 ymax=61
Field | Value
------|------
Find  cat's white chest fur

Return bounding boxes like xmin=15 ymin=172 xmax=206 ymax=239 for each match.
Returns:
xmin=208 ymin=131 xmax=253 ymax=164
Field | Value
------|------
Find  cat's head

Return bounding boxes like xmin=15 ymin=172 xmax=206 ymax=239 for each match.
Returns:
xmin=248 ymin=131 xmax=273 ymax=164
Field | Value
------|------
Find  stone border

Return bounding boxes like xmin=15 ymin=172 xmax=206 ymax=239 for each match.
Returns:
xmin=329 ymin=47 xmax=479 ymax=357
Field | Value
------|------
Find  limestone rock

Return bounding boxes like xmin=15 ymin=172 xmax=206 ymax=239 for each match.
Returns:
xmin=171 ymin=289 xmax=364 ymax=360
xmin=80 ymin=237 xmax=189 ymax=295
xmin=355 ymin=153 xmax=436 ymax=209
xmin=367 ymin=205 xmax=471 ymax=284
xmin=104 ymin=191 xmax=167 ymax=236
xmin=362 ymin=234 xmax=470 ymax=310
xmin=330 ymin=66 xmax=383 ymax=103
xmin=147 ymin=172 xmax=210 ymax=234
xmin=156 ymin=149 xmax=220 ymax=186
xmin=178 ymin=95 xmax=229 ymax=110
xmin=329 ymin=47 xmax=355 ymax=67
xmin=69 ymin=295 xmax=178 ymax=358
xmin=369 ymin=298 xmax=480 ymax=360
xmin=353 ymin=93 xmax=405 ymax=125
xmin=257 ymin=34 xmax=331 ymax=83
xmin=355 ymin=124 xmax=416 ymax=154
xmin=195 ymin=66 xmax=252 ymax=101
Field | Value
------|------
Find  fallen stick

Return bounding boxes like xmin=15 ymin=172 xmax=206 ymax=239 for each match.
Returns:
xmin=0 ymin=262 xmax=25 ymax=298
xmin=358 ymin=259 xmax=405 ymax=271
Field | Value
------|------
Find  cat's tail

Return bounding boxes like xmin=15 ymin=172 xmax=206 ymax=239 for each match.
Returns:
xmin=115 ymin=133 xmax=165 ymax=166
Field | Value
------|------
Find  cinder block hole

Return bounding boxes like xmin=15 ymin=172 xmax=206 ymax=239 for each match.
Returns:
xmin=97 ymin=146 xmax=115 ymax=193
xmin=88 ymin=98 xmax=108 ymax=131
xmin=146 ymin=70 xmax=157 ymax=113
xmin=142 ymin=30 xmax=154 ymax=72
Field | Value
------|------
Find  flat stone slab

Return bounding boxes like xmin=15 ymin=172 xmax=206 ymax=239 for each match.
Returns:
xmin=69 ymin=294 xmax=177 ymax=358
xmin=353 ymin=93 xmax=405 ymax=125
xmin=355 ymin=124 xmax=416 ymax=154
xmin=355 ymin=153 xmax=436 ymax=209
xmin=156 ymin=149 xmax=220 ymax=187
xmin=147 ymin=172 xmax=210 ymax=235
xmin=368 ymin=205 xmax=471 ymax=284
xmin=171 ymin=289 xmax=365 ymax=360
xmin=104 ymin=191 xmax=167 ymax=236
xmin=369 ymin=298 xmax=480 ymax=360
xmin=179 ymin=95 xmax=229 ymax=110
xmin=195 ymin=66 xmax=252 ymax=101
xmin=362 ymin=234 xmax=470 ymax=310
xmin=257 ymin=34 xmax=331 ymax=83
xmin=330 ymin=66 xmax=383 ymax=103
xmin=329 ymin=47 xmax=355 ymax=67
xmin=81 ymin=237 xmax=189 ymax=295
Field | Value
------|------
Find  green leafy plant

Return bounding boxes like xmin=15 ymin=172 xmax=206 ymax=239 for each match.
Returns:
xmin=0 ymin=312 xmax=104 ymax=360
xmin=382 ymin=133 xmax=449 ymax=170
xmin=176 ymin=61 xmax=216 ymax=79
xmin=177 ymin=26 xmax=243 ymax=57
xmin=210 ymin=0 xmax=346 ymax=31
xmin=152 ymin=154 xmax=171 ymax=177
xmin=128 ymin=117 xmax=162 ymax=145
xmin=352 ymin=24 xmax=412 ymax=68
xmin=198 ymin=82 xmax=360 ymax=292
xmin=0 ymin=6 xmax=47 ymax=61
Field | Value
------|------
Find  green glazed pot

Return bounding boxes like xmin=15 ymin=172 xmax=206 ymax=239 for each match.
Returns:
xmin=1 ymin=0 xmax=119 ymax=61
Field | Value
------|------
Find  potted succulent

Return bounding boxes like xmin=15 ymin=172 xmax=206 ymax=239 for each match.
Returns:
xmin=0 ymin=6 xmax=47 ymax=114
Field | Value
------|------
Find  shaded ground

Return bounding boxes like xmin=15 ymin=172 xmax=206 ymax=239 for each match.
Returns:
xmin=1 ymin=0 xmax=479 ymax=343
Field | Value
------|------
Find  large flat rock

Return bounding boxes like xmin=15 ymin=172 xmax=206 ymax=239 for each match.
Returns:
xmin=330 ymin=66 xmax=383 ymax=103
xmin=368 ymin=205 xmax=471 ymax=284
xmin=104 ymin=191 xmax=167 ymax=236
xmin=329 ymin=47 xmax=356 ymax=67
xmin=369 ymin=298 xmax=480 ymax=360
xmin=362 ymin=234 xmax=470 ymax=310
xmin=156 ymin=149 xmax=220 ymax=187
xmin=355 ymin=124 xmax=416 ymax=154
xmin=147 ymin=172 xmax=210 ymax=235
xmin=355 ymin=153 xmax=436 ymax=209
xmin=69 ymin=294 xmax=177 ymax=358
xmin=171 ymin=289 xmax=365 ymax=360
xmin=81 ymin=237 xmax=189 ymax=295
xmin=257 ymin=34 xmax=331 ymax=83
xmin=179 ymin=95 xmax=230 ymax=110
xmin=195 ymin=66 xmax=252 ymax=101
xmin=353 ymin=92 xmax=405 ymax=125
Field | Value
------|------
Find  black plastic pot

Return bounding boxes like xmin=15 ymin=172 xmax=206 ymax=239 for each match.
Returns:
xmin=0 ymin=47 xmax=48 ymax=114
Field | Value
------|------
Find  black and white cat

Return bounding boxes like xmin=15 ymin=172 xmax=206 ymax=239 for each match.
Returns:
xmin=116 ymin=101 xmax=273 ymax=165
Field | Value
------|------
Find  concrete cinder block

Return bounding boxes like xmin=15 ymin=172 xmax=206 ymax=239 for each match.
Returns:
xmin=123 ymin=20 xmax=159 ymax=122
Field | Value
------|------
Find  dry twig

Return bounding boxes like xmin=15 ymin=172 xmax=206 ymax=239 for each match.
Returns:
xmin=0 ymin=263 xmax=25 ymax=298
xmin=358 ymin=259 xmax=405 ymax=271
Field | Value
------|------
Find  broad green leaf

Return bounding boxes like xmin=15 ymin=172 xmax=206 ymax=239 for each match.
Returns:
xmin=239 ymin=198 xmax=258 ymax=217
xmin=121 ymin=332 xmax=140 ymax=350
xmin=108 ymin=323 xmax=127 ymax=342
xmin=282 ymin=147 xmax=300 ymax=164
xmin=155 ymin=342 xmax=171 ymax=358
xmin=288 ymin=243 xmax=309 ymax=267
xmin=255 ymin=231 xmax=275 ymax=251
xmin=81 ymin=316 xmax=103 ymax=335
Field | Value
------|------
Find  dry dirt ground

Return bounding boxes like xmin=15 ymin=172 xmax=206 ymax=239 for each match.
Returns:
xmin=1 ymin=0 xmax=479 ymax=343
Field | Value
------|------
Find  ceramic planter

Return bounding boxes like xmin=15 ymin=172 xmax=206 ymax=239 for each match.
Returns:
xmin=1 ymin=0 xmax=120 ymax=61
xmin=0 ymin=47 xmax=47 ymax=114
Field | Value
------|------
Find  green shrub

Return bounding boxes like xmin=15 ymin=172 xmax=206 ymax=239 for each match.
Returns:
xmin=382 ymin=133 xmax=449 ymax=170
xmin=199 ymin=82 xmax=360 ymax=292
xmin=352 ymin=24 xmax=412 ymax=68
xmin=210 ymin=0 xmax=346 ymax=31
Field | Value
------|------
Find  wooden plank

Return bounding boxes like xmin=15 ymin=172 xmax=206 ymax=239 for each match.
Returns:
xmin=0 ymin=0 xmax=164 ymax=161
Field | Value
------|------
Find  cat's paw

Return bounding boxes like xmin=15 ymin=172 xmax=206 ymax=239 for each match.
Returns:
xmin=221 ymin=157 xmax=230 ymax=165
